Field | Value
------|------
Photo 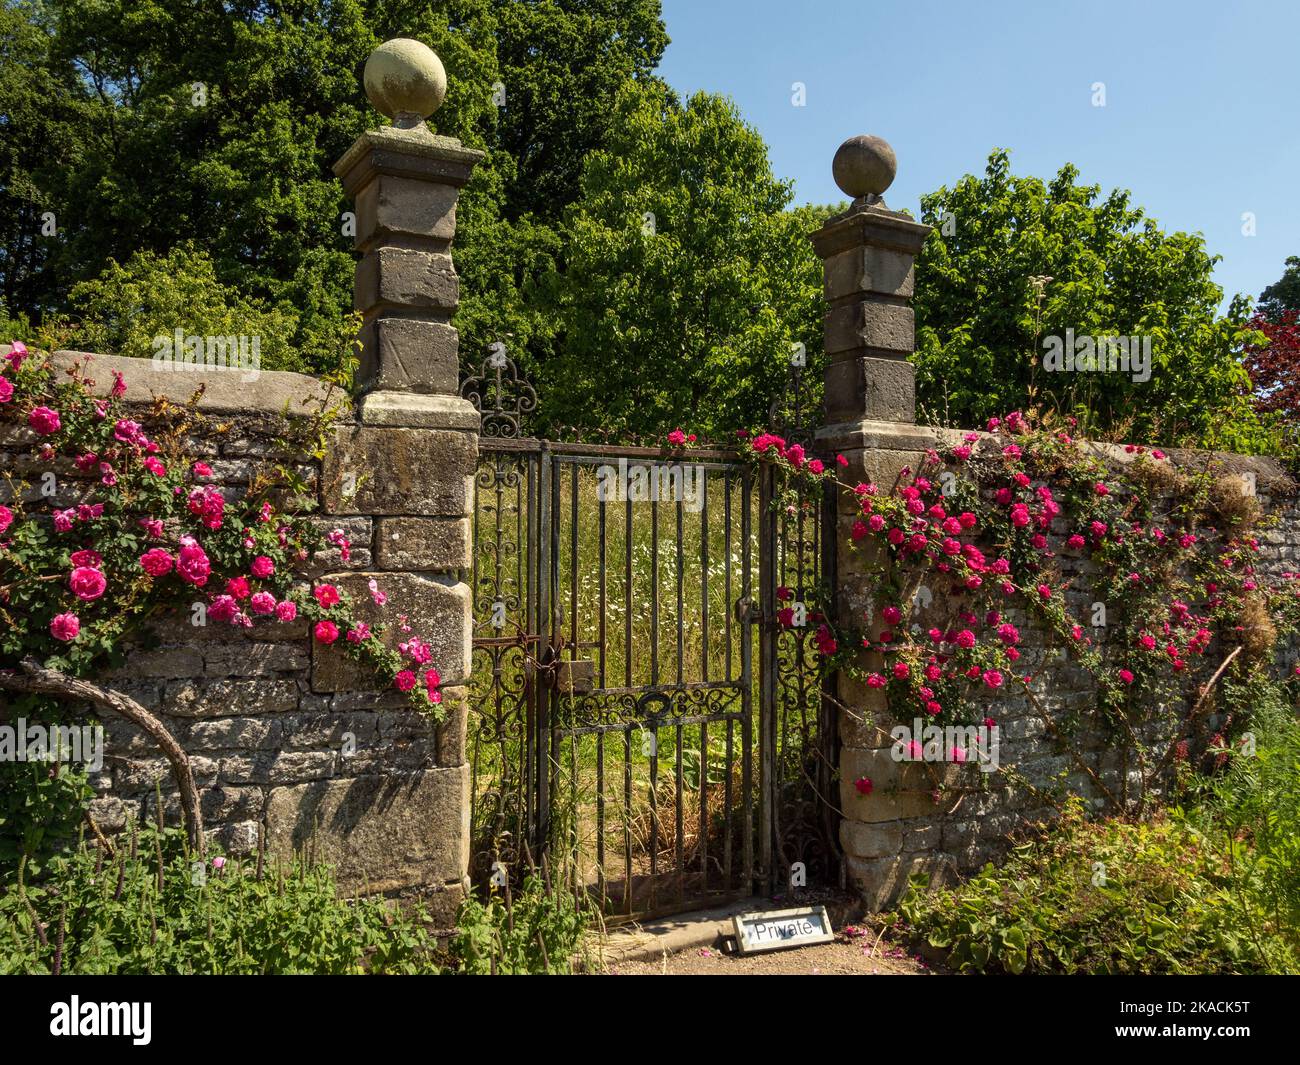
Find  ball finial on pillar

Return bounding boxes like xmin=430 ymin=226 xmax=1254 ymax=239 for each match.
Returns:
xmin=832 ymin=134 xmax=897 ymax=202
xmin=363 ymin=38 xmax=447 ymax=128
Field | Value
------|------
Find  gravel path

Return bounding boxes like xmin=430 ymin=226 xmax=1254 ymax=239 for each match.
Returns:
xmin=602 ymin=927 xmax=934 ymax=975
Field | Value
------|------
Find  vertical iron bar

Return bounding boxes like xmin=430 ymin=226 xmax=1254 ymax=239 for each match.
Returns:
xmin=625 ymin=494 xmax=633 ymax=689
xmin=650 ymin=498 xmax=659 ymax=686
xmin=741 ymin=469 xmax=755 ymax=893
xmin=675 ymin=718 xmax=684 ymax=906
xmin=676 ymin=494 xmax=684 ymax=688
xmin=701 ymin=471 xmax=709 ymax=684
xmin=758 ymin=463 xmax=776 ymax=894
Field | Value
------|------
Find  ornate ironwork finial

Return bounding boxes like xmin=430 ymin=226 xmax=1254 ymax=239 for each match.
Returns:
xmin=461 ymin=346 xmax=538 ymax=438
xmin=768 ymin=349 xmax=816 ymax=449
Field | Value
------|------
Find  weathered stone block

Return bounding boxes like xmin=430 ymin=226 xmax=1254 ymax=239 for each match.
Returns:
xmin=822 ymin=243 xmax=916 ymax=300
xmin=375 ymin=516 xmax=471 ymax=570
xmin=824 ymin=300 xmax=914 ymax=357
xmin=839 ymin=819 xmax=904 ymax=859
xmin=184 ymin=717 xmax=282 ymax=751
xmin=846 ymin=851 xmax=957 ymax=911
xmin=266 ymin=766 xmax=469 ymax=892
xmin=357 ymin=317 xmax=459 ymax=395
xmin=354 ymin=172 xmax=458 ymax=250
xmin=202 ymin=642 xmax=309 ymax=677
xmin=321 ymin=426 xmax=475 ymax=516
xmin=164 ymin=679 xmax=300 ymax=718
xmin=310 ymin=572 xmax=472 ymax=690
xmin=355 ymin=247 xmax=458 ymax=313
xmin=824 ymin=354 xmax=915 ymax=424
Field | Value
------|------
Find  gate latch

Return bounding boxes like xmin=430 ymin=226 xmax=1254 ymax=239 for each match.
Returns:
xmin=554 ymin=657 xmax=594 ymax=694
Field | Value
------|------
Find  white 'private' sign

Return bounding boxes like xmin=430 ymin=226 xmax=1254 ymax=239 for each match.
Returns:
xmin=732 ymin=906 xmax=834 ymax=955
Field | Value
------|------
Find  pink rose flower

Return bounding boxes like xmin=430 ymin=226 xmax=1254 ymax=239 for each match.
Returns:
xmin=0 ymin=376 xmax=12 ymax=404
xmin=69 ymin=565 xmax=106 ymax=601
xmin=5 ymin=340 xmax=27 ymax=369
xmin=394 ymin=669 xmax=416 ymax=691
xmin=177 ymin=541 xmax=211 ymax=586
xmin=982 ymin=669 xmax=1005 ymax=689
xmin=250 ymin=555 xmax=275 ymax=579
xmin=313 ymin=583 xmax=340 ymax=608
xmin=0 ymin=504 xmax=12 ymax=534
xmin=208 ymin=595 xmax=239 ymax=623
xmin=275 ymin=600 xmax=298 ymax=622
xmin=143 ymin=456 xmax=166 ymax=476
xmin=50 ymin=612 xmax=80 ymax=641
xmin=314 ymin=620 xmax=339 ymax=644
xmin=28 ymin=406 xmax=61 ymax=435
xmin=250 ymin=591 xmax=277 ymax=615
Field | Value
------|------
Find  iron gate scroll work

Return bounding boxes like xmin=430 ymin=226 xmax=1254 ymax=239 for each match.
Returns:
xmin=463 ymin=352 xmax=840 ymax=920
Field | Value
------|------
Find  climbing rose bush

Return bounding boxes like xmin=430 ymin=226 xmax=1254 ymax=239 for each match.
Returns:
xmin=0 ymin=342 xmax=443 ymax=710
xmin=738 ymin=409 xmax=1300 ymax=808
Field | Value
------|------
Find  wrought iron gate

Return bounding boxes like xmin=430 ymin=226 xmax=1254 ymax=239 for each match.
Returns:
xmin=463 ymin=353 xmax=838 ymax=920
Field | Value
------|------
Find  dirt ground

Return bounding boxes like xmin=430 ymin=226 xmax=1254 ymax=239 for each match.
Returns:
xmin=600 ymin=927 xmax=934 ymax=975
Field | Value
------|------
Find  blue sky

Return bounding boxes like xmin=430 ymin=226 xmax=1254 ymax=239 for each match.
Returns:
xmin=657 ymin=0 xmax=1298 ymax=307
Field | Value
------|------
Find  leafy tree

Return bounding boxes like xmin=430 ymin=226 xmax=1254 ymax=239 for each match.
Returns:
xmin=539 ymin=82 xmax=827 ymax=438
xmin=1259 ymin=255 xmax=1300 ymax=321
xmin=0 ymin=0 xmax=668 ymax=381
xmin=1243 ymin=312 xmax=1300 ymax=428
xmin=64 ymin=244 xmax=311 ymax=372
xmin=1242 ymin=258 xmax=1300 ymax=431
xmin=913 ymin=150 xmax=1273 ymax=453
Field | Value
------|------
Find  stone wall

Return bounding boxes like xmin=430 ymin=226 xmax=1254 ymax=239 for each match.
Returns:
xmin=9 ymin=351 xmax=475 ymax=922
xmin=827 ymin=423 xmax=1300 ymax=909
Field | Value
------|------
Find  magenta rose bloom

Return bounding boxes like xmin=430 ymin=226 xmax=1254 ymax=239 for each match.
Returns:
xmin=0 ymin=504 xmax=12 ymax=534
xmin=394 ymin=669 xmax=416 ymax=692
xmin=226 ymin=575 xmax=251 ymax=600
xmin=50 ymin=612 xmax=80 ymax=641
xmin=140 ymin=548 xmax=174 ymax=577
xmin=250 ymin=555 xmax=275 ymax=579
xmin=176 ymin=541 xmax=211 ymax=586
xmin=313 ymin=583 xmax=340 ymax=608
xmin=250 ymin=591 xmax=277 ymax=615
xmin=70 ymin=549 xmax=102 ymax=568
xmin=68 ymin=565 xmax=106 ymax=601
xmin=0 ymin=376 xmax=13 ymax=404
xmin=314 ymin=620 xmax=339 ymax=645
xmin=208 ymin=595 xmax=239 ymax=623
xmin=275 ymin=600 xmax=298 ymax=622
xmin=28 ymin=406 xmax=61 ymax=435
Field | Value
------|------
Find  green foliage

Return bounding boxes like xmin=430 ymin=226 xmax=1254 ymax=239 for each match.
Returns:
xmin=914 ymin=150 xmax=1275 ymax=453
xmin=1196 ymin=675 xmax=1300 ymax=963
xmin=1260 ymin=255 xmax=1300 ymax=320
xmin=897 ymin=798 xmax=1292 ymax=975
xmin=0 ymin=821 xmax=441 ymax=974
xmin=0 ymin=749 xmax=93 ymax=879
xmin=542 ymin=82 xmax=827 ymax=437
xmin=0 ymin=0 xmax=671 ymax=384
xmin=453 ymin=873 xmax=588 ymax=974
xmin=65 ymin=245 xmax=311 ymax=373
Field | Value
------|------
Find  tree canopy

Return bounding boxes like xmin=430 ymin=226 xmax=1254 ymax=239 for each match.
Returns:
xmin=913 ymin=150 xmax=1273 ymax=452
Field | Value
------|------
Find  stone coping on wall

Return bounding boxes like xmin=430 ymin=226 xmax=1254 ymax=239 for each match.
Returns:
xmin=820 ymin=417 xmax=1296 ymax=492
xmin=0 ymin=347 xmax=340 ymax=419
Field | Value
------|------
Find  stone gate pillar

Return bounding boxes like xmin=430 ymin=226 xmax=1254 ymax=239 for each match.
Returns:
xmin=287 ymin=39 xmax=483 ymax=917
xmin=811 ymin=136 xmax=940 ymax=908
